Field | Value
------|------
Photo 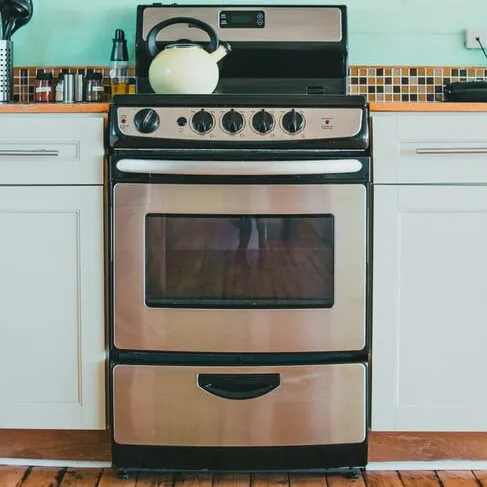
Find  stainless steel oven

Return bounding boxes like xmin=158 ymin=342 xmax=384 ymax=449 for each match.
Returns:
xmin=113 ymin=175 xmax=366 ymax=354
xmin=110 ymin=3 xmax=370 ymax=475
xmin=108 ymin=88 xmax=370 ymax=473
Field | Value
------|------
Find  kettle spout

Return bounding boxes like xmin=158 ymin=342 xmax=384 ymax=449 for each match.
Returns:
xmin=210 ymin=42 xmax=231 ymax=63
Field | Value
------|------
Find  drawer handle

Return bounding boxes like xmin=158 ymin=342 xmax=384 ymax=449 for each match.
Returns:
xmin=0 ymin=150 xmax=59 ymax=157
xmin=198 ymin=373 xmax=280 ymax=400
xmin=416 ymin=148 xmax=487 ymax=155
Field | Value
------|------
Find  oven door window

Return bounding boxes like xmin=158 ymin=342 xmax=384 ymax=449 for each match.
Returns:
xmin=145 ymin=215 xmax=334 ymax=308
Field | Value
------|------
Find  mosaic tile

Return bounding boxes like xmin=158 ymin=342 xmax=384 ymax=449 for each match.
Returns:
xmin=348 ymin=65 xmax=487 ymax=102
xmin=9 ymin=64 xmax=487 ymax=103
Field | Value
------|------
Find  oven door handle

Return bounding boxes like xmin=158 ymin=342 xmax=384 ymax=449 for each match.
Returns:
xmin=197 ymin=373 xmax=281 ymax=400
xmin=116 ymin=158 xmax=362 ymax=175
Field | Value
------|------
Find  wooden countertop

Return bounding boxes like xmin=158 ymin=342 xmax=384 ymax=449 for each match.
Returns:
xmin=0 ymin=103 xmax=110 ymax=113
xmin=2 ymin=101 xmax=487 ymax=114
xmin=370 ymin=102 xmax=487 ymax=112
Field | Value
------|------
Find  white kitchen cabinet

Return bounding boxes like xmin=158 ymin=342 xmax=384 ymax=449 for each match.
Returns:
xmin=0 ymin=114 xmax=106 ymax=430
xmin=372 ymin=112 xmax=487 ymax=432
xmin=0 ymin=115 xmax=104 ymax=185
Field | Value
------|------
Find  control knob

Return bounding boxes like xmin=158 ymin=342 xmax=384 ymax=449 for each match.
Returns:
xmin=222 ymin=109 xmax=244 ymax=134
xmin=191 ymin=109 xmax=214 ymax=134
xmin=282 ymin=109 xmax=305 ymax=134
xmin=252 ymin=109 xmax=274 ymax=134
xmin=134 ymin=109 xmax=160 ymax=134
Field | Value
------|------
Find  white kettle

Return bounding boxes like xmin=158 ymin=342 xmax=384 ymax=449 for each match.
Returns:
xmin=146 ymin=17 xmax=231 ymax=95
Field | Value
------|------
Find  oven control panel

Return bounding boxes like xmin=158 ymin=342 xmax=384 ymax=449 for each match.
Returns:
xmin=117 ymin=107 xmax=363 ymax=141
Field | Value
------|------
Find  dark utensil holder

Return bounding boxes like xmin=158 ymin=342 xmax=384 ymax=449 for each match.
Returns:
xmin=0 ymin=41 xmax=13 ymax=103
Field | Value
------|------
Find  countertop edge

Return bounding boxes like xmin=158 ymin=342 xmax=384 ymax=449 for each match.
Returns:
xmin=2 ymin=101 xmax=487 ymax=114
xmin=370 ymin=102 xmax=487 ymax=112
xmin=0 ymin=103 xmax=110 ymax=113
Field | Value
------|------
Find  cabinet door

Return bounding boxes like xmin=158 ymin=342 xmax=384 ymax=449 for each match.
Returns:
xmin=372 ymin=185 xmax=487 ymax=431
xmin=0 ymin=186 xmax=105 ymax=429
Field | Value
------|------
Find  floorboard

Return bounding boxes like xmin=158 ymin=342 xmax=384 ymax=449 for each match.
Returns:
xmin=474 ymin=471 xmax=487 ymax=487
xmin=213 ymin=473 xmax=251 ymax=487
xmin=252 ymin=473 xmax=290 ymax=487
xmin=97 ymin=468 xmax=136 ymax=487
xmin=288 ymin=473 xmax=327 ymax=487
xmin=436 ymin=470 xmax=480 ymax=486
xmin=364 ymin=471 xmax=403 ymax=487
xmin=326 ymin=471 xmax=366 ymax=487
xmin=175 ymin=473 xmax=213 ymax=487
xmin=0 ymin=466 xmax=30 ymax=487
xmin=1 ymin=468 xmax=487 ymax=487
xmin=136 ymin=472 xmax=174 ymax=487
xmin=61 ymin=468 xmax=102 ymax=487
xmin=399 ymin=471 xmax=442 ymax=487
xmin=21 ymin=467 xmax=66 ymax=487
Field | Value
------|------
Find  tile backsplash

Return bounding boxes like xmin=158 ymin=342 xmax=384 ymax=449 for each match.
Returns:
xmin=349 ymin=66 xmax=487 ymax=102
xmin=11 ymin=65 xmax=487 ymax=103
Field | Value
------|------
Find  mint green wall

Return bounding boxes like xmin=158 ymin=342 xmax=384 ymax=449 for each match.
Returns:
xmin=13 ymin=0 xmax=487 ymax=67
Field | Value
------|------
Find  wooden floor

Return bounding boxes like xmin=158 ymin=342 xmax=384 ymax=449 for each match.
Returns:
xmin=0 ymin=468 xmax=486 ymax=487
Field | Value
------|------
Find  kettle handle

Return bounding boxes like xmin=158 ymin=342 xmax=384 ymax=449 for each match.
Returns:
xmin=146 ymin=17 xmax=219 ymax=58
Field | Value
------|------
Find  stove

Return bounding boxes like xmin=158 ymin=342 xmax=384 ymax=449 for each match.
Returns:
xmin=108 ymin=4 xmax=370 ymax=477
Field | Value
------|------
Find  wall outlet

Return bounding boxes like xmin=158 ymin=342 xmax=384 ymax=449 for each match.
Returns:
xmin=465 ymin=28 xmax=487 ymax=49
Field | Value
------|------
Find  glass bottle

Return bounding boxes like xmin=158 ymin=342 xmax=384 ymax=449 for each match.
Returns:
xmin=84 ymin=71 xmax=105 ymax=102
xmin=34 ymin=70 xmax=53 ymax=103
xmin=109 ymin=29 xmax=129 ymax=97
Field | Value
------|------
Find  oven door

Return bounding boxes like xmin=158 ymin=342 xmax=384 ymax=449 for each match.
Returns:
xmin=113 ymin=175 xmax=366 ymax=354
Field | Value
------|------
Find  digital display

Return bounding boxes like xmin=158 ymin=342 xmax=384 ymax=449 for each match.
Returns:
xmin=219 ymin=10 xmax=265 ymax=29
xmin=230 ymin=14 xmax=254 ymax=24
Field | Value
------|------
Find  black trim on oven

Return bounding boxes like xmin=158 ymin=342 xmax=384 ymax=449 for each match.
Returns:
xmin=111 ymin=351 xmax=368 ymax=366
xmin=111 ymin=441 xmax=368 ymax=472
xmin=145 ymin=298 xmax=335 ymax=309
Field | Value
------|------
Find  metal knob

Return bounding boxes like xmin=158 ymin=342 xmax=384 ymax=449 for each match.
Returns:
xmin=252 ymin=109 xmax=274 ymax=134
xmin=191 ymin=109 xmax=214 ymax=134
xmin=134 ymin=109 xmax=160 ymax=134
xmin=222 ymin=109 xmax=244 ymax=134
xmin=282 ymin=109 xmax=305 ymax=134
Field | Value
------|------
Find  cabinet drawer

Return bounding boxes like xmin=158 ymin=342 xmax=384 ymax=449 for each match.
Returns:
xmin=113 ymin=363 xmax=366 ymax=447
xmin=0 ymin=115 xmax=104 ymax=184
xmin=373 ymin=113 xmax=487 ymax=184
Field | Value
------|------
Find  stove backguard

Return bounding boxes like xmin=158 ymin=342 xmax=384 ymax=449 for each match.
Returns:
xmin=135 ymin=5 xmax=348 ymax=95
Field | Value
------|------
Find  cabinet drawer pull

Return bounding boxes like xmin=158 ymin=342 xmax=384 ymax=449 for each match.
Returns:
xmin=416 ymin=148 xmax=487 ymax=155
xmin=0 ymin=150 xmax=59 ymax=157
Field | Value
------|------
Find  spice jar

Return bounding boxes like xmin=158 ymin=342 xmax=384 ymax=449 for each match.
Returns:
xmin=84 ymin=71 xmax=104 ymax=102
xmin=34 ymin=70 xmax=53 ymax=103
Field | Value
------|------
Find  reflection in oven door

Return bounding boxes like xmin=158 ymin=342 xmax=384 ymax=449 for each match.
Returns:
xmin=145 ymin=215 xmax=334 ymax=308
xmin=113 ymin=183 xmax=366 ymax=354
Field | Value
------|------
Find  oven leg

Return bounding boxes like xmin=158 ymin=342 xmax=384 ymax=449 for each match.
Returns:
xmin=117 ymin=468 xmax=134 ymax=480
xmin=345 ymin=468 xmax=361 ymax=480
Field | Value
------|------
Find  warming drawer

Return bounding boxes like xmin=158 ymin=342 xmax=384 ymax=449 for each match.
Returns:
xmin=113 ymin=363 xmax=367 ymax=447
